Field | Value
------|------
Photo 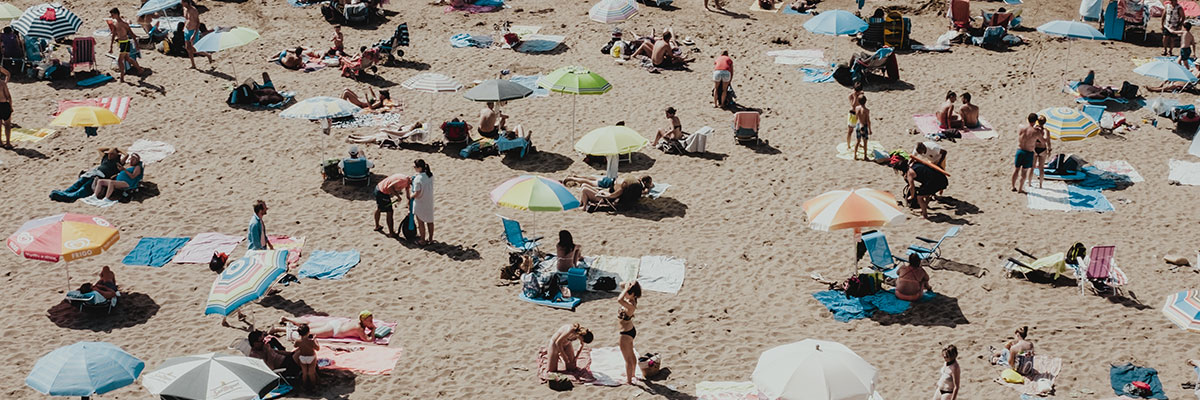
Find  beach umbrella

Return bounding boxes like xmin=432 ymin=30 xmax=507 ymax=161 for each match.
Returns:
xmin=1036 ymin=20 xmax=1105 ymax=39
xmin=802 ymin=188 xmax=904 ymax=232
xmin=803 ymin=10 xmax=869 ymax=36
xmin=752 ymin=339 xmax=879 ymax=400
xmin=26 ymin=342 xmax=144 ymax=397
xmin=1134 ymin=60 xmax=1198 ymax=82
xmin=1038 ymin=107 xmax=1100 ymax=141
xmin=10 ymin=3 xmax=82 ymax=40
xmin=49 ymin=106 xmax=122 ymax=127
xmin=205 ymin=250 xmax=288 ymax=316
xmin=280 ymin=96 xmax=361 ymax=133
xmin=589 ymin=0 xmax=638 ymax=23
xmin=0 ymin=3 xmax=23 ymax=20
xmin=576 ymin=125 xmax=648 ymax=178
xmin=193 ymin=26 xmax=259 ymax=53
xmin=1163 ymin=290 xmax=1200 ymax=332
xmin=462 ymin=79 xmax=533 ymax=102
xmin=7 ymin=213 xmax=119 ymax=263
xmin=141 ymin=353 xmax=280 ymax=400
xmin=538 ymin=65 xmax=612 ymax=141
xmin=490 ymin=175 xmax=581 ymax=212
xmin=137 ymin=0 xmax=180 ymax=16
xmin=401 ymin=72 xmax=463 ymax=93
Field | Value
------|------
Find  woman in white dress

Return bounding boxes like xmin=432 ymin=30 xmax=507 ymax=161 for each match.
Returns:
xmin=411 ymin=159 xmax=435 ymax=245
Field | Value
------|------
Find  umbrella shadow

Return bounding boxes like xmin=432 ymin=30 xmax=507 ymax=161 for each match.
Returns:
xmin=583 ymin=153 xmax=656 ymax=173
xmin=501 ymin=150 xmax=573 ymax=173
xmin=395 ymin=238 xmax=482 ymax=261
xmin=389 ymin=59 xmax=431 ymax=71
xmin=46 ymin=292 xmax=160 ymax=331
xmin=320 ymin=174 xmax=384 ymax=201
xmin=355 ymin=73 xmax=398 ymax=88
xmin=258 ymin=294 xmax=324 ymax=317
xmin=290 ymin=369 xmax=358 ymax=399
xmin=869 ymin=293 xmax=969 ymax=327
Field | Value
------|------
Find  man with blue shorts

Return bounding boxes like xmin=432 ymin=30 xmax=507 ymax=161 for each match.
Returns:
xmin=1012 ymin=113 xmax=1040 ymax=194
xmin=182 ymin=0 xmax=211 ymax=69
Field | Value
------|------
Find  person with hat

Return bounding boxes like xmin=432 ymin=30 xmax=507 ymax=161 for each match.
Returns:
xmin=339 ymin=145 xmax=374 ymax=174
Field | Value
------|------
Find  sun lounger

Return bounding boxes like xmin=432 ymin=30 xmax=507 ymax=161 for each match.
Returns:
xmin=907 ymin=227 xmax=960 ymax=261
xmin=732 ymin=111 xmax=762 ymax=145
xmin=860 ymin=230 xmax=906 ymax=279
xmin=1077 ymin=245 xmax=1127 ymax=296
xmin=65 ymin=290 xmax=118 ymax=313
xmin=498 ymin=214 xmax=542 ymax=254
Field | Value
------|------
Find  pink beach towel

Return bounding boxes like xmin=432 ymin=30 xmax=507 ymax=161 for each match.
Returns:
xmin=444 ymin=4 xmax=499 ymax=13
xmin=315 ymin=343 xmax=402 ymax=375
xmin=173 ymin=232 xmax=243 ymax=264
xmin=302 ymin=315 xmax=398 ymax=345
xmin=536 ymin=347 xmax=596 ymax=384
xmin=913 ymin=114 xmax=997 ymax=140
xmin=266 ymin=235 xmax=304 ymax=266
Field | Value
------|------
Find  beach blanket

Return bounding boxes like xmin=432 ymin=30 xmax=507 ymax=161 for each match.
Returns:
xmin=128 ymin=139 xmax=174 ymax=165
xmin=122 ymin=237 xmax=190 ymax=267
xmin=812 ymin=289 xmax=937 ymax=322
xmin=330 ymin=113 xmax=404 ymax=129
xmin=535 ymin=347 xmax=596 ymax=384
xmin=587 ymin=256 xmax=640 ymax=291
xmin=1064 ymin=81 xmax=1130 ymax=104
xmin=508 ymin=25 xmax=540 ymax=39
xmin=1109 ymin=363 xmax=1167 ymax=399
xmin=587 ymin=346 xmax=643 ymax=386
xmin=1026 ymin=181 xmax=1114 ymax=212
xmin=912 ymin=114 xmax=998 ymax=140
xmin=450 ymin=33 xmax=492 ymax=48
xmin=516 ymin=34 xmax=564 ymax=53
xmin=637 ymin=255 xmax=685 ymax=294
xmin=80 ymin=196 xmax=117 ymax=208
xmin=781 ymin=5 xmax=810 ymax=14
xmin=1087 ymin=160 xmax=1144 ymax=183
xmin=9 ymin=127 xmax=54 ymax=142
xmin=57 ymin=97 xmax=131 ymax=120
xmin=298 ymin=250 xmax=360 ymax=280
xmin=836 ymin=141 xmax=887 ymax=161
xmin=445 ymin=3 xmax=501 ymax=13
xmin=174 ymin=232 xmax=243 ymax=264
xmin=1169 ymin=159 xmax=1200 ymax=185
xmin=799 ymin=65 xmax=834 ymax=83
xmin=315 ymin=343 xmax=402 ymax=375
xmin=647 ymin=182 xmax=671 ymax=199
xmin=303 ymin=315 xmax=398 ymax=345
xmin=510 ymin=75 xmax=549 ymax=97
xmin=766 ymin=49 xmax=825 ymax=66
xmin=266 ymin=235 xmax=304 ymax=265
xmin=697 ymin=381 xmax=762 ymax=400
xmin=996 ymin=355 xmax=1062 ymax=396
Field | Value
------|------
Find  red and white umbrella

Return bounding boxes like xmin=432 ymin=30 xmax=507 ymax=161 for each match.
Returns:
xmin=802 ymin=188 xmax=904 ymax=232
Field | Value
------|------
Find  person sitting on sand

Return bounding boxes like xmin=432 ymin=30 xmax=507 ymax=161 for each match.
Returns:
xmin=789 ymin=0 xmax=818 ymax=13
xmin=556 ymin=230 xmax=583 ymax=272
xmin=292 ymin=324 xmax=320 ymax=391
xmin=579 ymin=176 xmax=653 ymax=211
xmin=248 ymin=330 xmax=300 ymax=376
xmin=652 ymin=107 xmax=684 ymax=147
xmin=991 ymin=326 xmax=1035 ymax=375
xmin=933 ymin=345 xmax=960 ymax=400
xmin=327 ymin=24 xmax=347 ymax=57
xmin=895 ymin=253 xmax=931 ymax=301
xmin=547 ymin=323 xmax=593 ymax=373
xmin=91 ymin=153 xmax=143 ymax=200
xmin=275 ymin=311 xmax=378 ymax=342
xmin=958 ymin=92 xmax=980 ymax=129
xmin=937 ymin=91 xmax=961 ymax=129
xmin=631 ymin=29 xmax=693 ymax=67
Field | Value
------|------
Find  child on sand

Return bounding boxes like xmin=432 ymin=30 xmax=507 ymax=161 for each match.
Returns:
xmin=293 ymin=324 xmax=320 ymax=391
xmin=1180 ymin=22 xmax=1195 ymax=66
xmin=853 ymin=96 xmax=871 ymax=161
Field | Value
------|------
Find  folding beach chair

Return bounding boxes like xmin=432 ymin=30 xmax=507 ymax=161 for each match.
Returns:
xmin=376 ymin=23 xmax=409 ymax=64
xmin=70 ymin=37 xmax=96 ymax=73
xmin=860 ymin=231 xmax=907 ymax=279
xmin=441 ymin=120 xmax=471 ymax=145
xmin=732 ymin=111 xmax=761 ymax=145
xmin=683 ymin=126 xmax=713 ymax=153
xmin=907 ymin=226 xmax=961 ymax=261
xmin=1081 ymin=245 xmax=1127 ymax=296
xmin=340 ymin=158 xmax=370 ymax=186
xmin=65 ymin=290 xmax=118 ymax=314
xmin=498 ymin=214 xmax=542 ymax=254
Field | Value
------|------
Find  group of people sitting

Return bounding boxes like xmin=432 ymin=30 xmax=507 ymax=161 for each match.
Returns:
xmin=233 ymin=311 xmax=380 ymax=391
xmin=625 ymin=28 xmax=695 ymax=69
xmin=936 ymin=90 xmax=981 ymax=131
xmin=50 ymin=147 xmax=145 ymax=202
xmin=562 ymin=174 xmax=654 ymax=212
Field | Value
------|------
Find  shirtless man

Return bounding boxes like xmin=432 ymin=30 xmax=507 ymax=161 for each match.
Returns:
xmin=652 ymin=107 xmax=682 ymax=146
xmin=579 ymin=175 xmax=654 ymax=206
xmin=181 ymin=0 xmax=211 ymax=69
xmin=108 ymin=8 xmax=143 ymax=82
xmin=958 ymin=92 xmax=980 ymax=129
xmin=0 ymin=65 xmax=10 ymax=149
xmin=275 ymin=311 xmax=378 ymax=342
xmin=852 ymin=96 xmax=871 ymax=161
xmin=547 ymin=324 xmax=593 ymax=372
xmin=632 ymin=30 xmax=692 ymax=67
xmin=478 ymin=101 xmax=507 ymax=139
xmin=937 ymin=91 xmax=961 ymax=129
xmin=1012 ymin=113 xmax=1040 ymax=193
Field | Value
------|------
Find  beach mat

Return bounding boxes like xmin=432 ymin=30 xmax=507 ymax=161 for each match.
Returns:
xmin=331 ymin=113 xmax=404 ymax=129
xmin=304 ymin=315 xmax=398 ymax=345
xmin=516 ymin=35 xmax=564 ymax=53
xmin=912 ymin=114 xmax=998 ymax=139
xmin=122 ymin=237 xmax=190 ymax=267
xmin=174 ymin=232 xmax=244 ymax=264
xmin=1087 ymin=160 xmax=1143 ymax=183
xmin=835 ymin=141 xmax=887 ymax=161
xmin=697 ymin=381 xmax=759 ymax=400
xmin=799 ymin=65 xmax=834 ymax=83
xmin=637 ymin=255 xmax=685 ymax=294
xmin=587 ymin=346 xmax=643 ymax=386
xmin=80 ymin=196 xmax=117 ymax=208
xmin=781 ymin=5 xmax=810 ymax=14
xmin=1109 ymin=363 xmax=1167 ymax=399
xmin=519 ymin=291 xmax=581 ymax=310
xmin=996 ymin=355 xmax=1062 ymax=395
xmin=266 ymin=235 xmax=304 ymax=265
xmin=1169 ymin=159 xmax=1200 ymax=185
xmin=315 ymin=343 xmax=402 ymax=375
xmin=9 ymin=127 xmax=55 ymax=142
xmin=510 ymin=75 xmax=549 ymax=97
xmin=647 ymin=182 xmax=671 ymax=199
xmin=535 ymin=347 xmax=596 ymax=384
xmin=813 ymin=289 xmax=937 ymax=322
xmin=1026 ymin=181 xmax=1114 ymax=212
xmin=298 ymin=250 xmax=361 ymax=280
xmin=76 ymin=74 xmax=114 ymax=87
xmin=587 ymin=255 xmax=640 ymax=291
xmin=128 ymin=139 xmax=174 ymax=165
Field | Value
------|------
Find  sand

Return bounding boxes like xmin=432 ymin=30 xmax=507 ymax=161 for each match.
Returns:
xmin=3 ymin=0 xmax=1200 ymax=398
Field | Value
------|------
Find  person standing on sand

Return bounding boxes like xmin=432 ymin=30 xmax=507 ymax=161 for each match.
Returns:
xmin=411 ymin=159 xmax=435 ymax=246
xmin=1164 ymin=0 xmax=1184 ymax=56
xmin=181 ymin=0 xmax=211 ymax=69
xmin=846 ymin=82 xmax=863 ymax=150
xmin=932 ymin=345 xmax=960 ymax=400
xmin=1012 ymin=113 xmax=1040 ymax=193
xmin=373 ymin=174 xmax=411 ymax=238
xmin=0 ymin=65 xmax=11 ymax=150
xmin=1180 ymin=22 xmax=1195 ymax=66
xmin=713 ymin=51 xmax=733 ymax=108
xmin=852 ymin=96 xmax=871 ymax=161
xmin=1032 ymin=115 xmax=1051 ymax=189
xmin=108 ymin=8 xmax=143 ymax=82
xmin=617 ymin=281 xmax=641 ymax=385
xmin=248 ymin=200 xmax=273 ymax=250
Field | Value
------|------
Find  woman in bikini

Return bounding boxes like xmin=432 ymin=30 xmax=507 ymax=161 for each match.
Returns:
xmin=932 ymin=345 xmax=960 ymax=400
xmin=547 ymin=323 xmax=593 ymax=372
xmin=277 ymin=311 xmax=377 ymax=342
xmin=991 ymin=326 xmax=1035 ymax=375
xmin=1033 ymin=115 xmax=1051 ymax=189
xmin=617 ymin=281 xmax=641 ymax=385
xmin=292 ymin=324 xmax=320 ymax=391
xmin=652 ymin=107 xmax=684 ymax=147
xmin=342 ymin=88 xmax=397 ymax=111
xmin=895 ymin=253 xmax=931 ymax=301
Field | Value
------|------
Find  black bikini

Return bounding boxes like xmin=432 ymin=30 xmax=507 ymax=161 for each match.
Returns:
xmin=618 ymin=311 xmax=636 ymax=339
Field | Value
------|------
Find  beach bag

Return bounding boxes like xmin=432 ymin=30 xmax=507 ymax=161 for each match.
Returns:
xmin=594 ymin=276 xmax=617 ymax=291
xmin=1119 ymin=81 xmax=1139 ymax=99
xmin=1001 ymin=368 xmax=1025 ymax=383
xmin=521 ymin=271 xmax=543 ymax=298
xmin=547 ymin=373 xmax=572 ymax=391
xmin=637 ymin=353 xmax=662 ymax=378
xmin=1123 ymin=381 xmax=1151 ymax=397
xmin=400 ymin=199 xmax=418 ymax=241
xmin=320 ymin=2 xmax=342 ymax=22
xmin=844 ymin=273 xmax=880 ymax=298
xmin=209 ymin=252 xmax=228 ymax=273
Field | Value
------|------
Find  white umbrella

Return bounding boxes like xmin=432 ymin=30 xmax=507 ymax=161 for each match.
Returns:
xmin=401 ymin=72 xmax=463 ymax=93
xmin=752 ymin=339 xmax=879 ymax=400
xmin=141 ymin=353 xmax=279 ymax=400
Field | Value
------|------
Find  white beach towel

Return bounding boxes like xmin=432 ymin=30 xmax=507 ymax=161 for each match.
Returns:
xmin=766 ymin=49 xmax=825 ymax=66
xmin=1189 ymin=131 xmax=1200 ymax=158
xmin=587 ymin=255 xmax=640 ymax=291
xmin=1169 ymin=159 xmax=1200 ymax=185
xmin=587 ymin=346 xmax=642 ymax=386
xmin=1089 ymin=160 xmax=1144 ymax=182
xmin=1025 ymin=181 xmax=1073 ymax=211
xmin=637 ymin=255 xmax=686 ymax=294
xmin=647 ymin=183 xmax=671 ymax=199
xmin=174 ymin=232 xmax=244 ymax=263
xmin=80 ymin=196 xmax=117 ymax=208
xmin=128 ymin=139 xmax=175 ymax=165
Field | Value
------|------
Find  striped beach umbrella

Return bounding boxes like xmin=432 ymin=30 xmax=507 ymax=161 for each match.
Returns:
xmin=141 ymin=353 xmax=280 ymax=400
xmin=7 ymin=213 xmax=119 ymax=262
xmin=26 ymin=342 xmax=144 ymax=397
xmin=1134 ymin=60 xmax=1198 ymax=82
xmin=1038 ymin=107 xmax=1100 ymax=141
xmin=538 ymin=66 xmax=612 ymax=140
xmin=802 ymin=188 xmax=904 ymax=232
xmin=490 ymin=175 xmax=581 ymax=212
xmin=575 ymin=125 xmax=648 ymax=156
xmin=1163 ymin=290 xmax=1200 ymax=332
xmin=204 ymin=250 xmax=288 ymax=316
xmin=0 ymin=3 xmax=23 ymax=20
xmin=10 ymin=3 xmax=82 ymax=40
xmin=280 ymin=96 xmax=361 ymax=119
xmin=589 ymin=0 xmax=637 ymax=23
xmin=401 ymin=72 xmax=463 ymax=93
xmin=193 ymin=27 xmax=259 ymax=53
xmin=50 ymin=106 xmax=122 ymax=127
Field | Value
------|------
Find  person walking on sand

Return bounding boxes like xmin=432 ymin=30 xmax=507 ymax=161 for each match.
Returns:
xmin=248 ymin=200 xmax=273 ymax=250
xmin=0 ymin=65 xmax=11 ymax=149
xmin=373 ymin=173 xmax=411 ymax=238
xmin=547 ymin=323 xmax=593 ymax=373
xmin=181 ymin=0 xmax=211 ymax=69
xmin=617 ymin=281 xmax=641 ymax=385
xmin=108 ymin=8 xmax=143 ymax=82
xmin=853 ymin=96 xmax=871 ymax=161
xmin=411 ymin=159 xmax=435 ymax=245
xmin=292 ymin=324 xmax=320 ymax=391
xmin=713 ymin=51 xmax=733 ymax=108
xmin=1180 ymin=21 xmax=1195 ymax=65
xmin=1012 ymin=113 xmax=1040 ymax=193
xmin=846 ymin=82 xmax=863 ymax=150
xmin=932 ymin=345 xmax=960 ymax=400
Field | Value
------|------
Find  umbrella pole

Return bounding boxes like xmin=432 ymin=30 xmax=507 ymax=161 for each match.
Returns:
xmin=852 ymin=227 xmax=862 ymax=272
xmin=571 ymin=95 xmax=578 ymax=143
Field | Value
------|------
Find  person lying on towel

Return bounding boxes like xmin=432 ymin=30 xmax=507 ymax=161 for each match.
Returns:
xmin=272 ymin=311 xmax=378 ymax=342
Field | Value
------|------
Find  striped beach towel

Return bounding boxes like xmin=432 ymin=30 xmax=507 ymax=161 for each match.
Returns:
xmin=56 ymin=96 xmax=131 ymax=119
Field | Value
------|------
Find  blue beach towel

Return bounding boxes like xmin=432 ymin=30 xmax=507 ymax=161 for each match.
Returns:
xmin=122 ymin=237 xmax=191 ymax=267
xmin=812 ymin=289 xmax=937 ymax=322
xmin=1066 ymin=184 xmax=1115 ymax=212
xmin=781 ymin=6 xmax=809 ymax=14
xmin=510 ymin=75 xmax=549 ymax=97
xmin=77 ymin=74 xmax=114 ymax=88
xmin=800 ymin=64 xmax=834 ymax=83
xmin=1109 ymin=363 xmax=1167 ymax=399
xmin=519 ymin=291 xmax=581 ymax=310
xmin=450 ymin=33 xmax=491 ymax=48
xmin=298 ymin=250 xmax=361 ymax=280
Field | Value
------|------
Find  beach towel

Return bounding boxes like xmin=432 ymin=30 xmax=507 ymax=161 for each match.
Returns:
xmin=1065 ymin=81 xmax=1131 ymax=104
xmin=122 ymin=237 xmax=190 ymax=267
xmin=508 ymin=25 xmax=540 ymax=39
xmin=298 ymin=250 xmax=360 ymax=280
xmin=1189 ymin=130 xmax=1200 ymax=157
xmin=80 ymin=196 xmax=117 ymax=208
xmin=535 ymin=347 xmax=596 ymax=384
xmin=587 ymin=255 xmax=640 ymax=291
xmin=1109 ymin=363 xmax=1167 ymax=399
xmin=836 ymin=141 xmax=888 ymax=161
xmin=519 ymin=291 xmax=581 ymax=309
xmin=647 ymin=182 xmax=671 ymax=199
xmin=767 ymin=49 xmax=825 ymax=66
xmin=1169 ymin=159 xmax=1200 ymax=185
xmin=173 ymin=232 xmax=243 ymax=264
xmin=266 ymin=235 xmax=304 ymax=265
xmin=697 ymin=381 xmax=762 ymax=400
xmin=516 ymin=34 xmax=565 ymax=53
xmin=812 ymin=289 xmax=937 ymax=322
xmin=749 ymin=0 xmax=780 ymax=13
xmin=912 ymin=114 xmax=998 ymax=139
xmin=510 ymin=75 xmax=549 ymax=97
xmin=315 ymin=343 xmax=402 ymax=375
xmin=637 ymin=255 xmax=685 ymax=294
xmin=800 ymin=65 xmax=835 ymax=83
xmin=128 ymin=139 xmax=174 ymax=165
xmin=76 ymin=74 xmax=114 ymax=87
xmin=587 ymin=346 xmax=643 ymax=386
xmin=781 ymin=5 xmax=810 ymax=14
xmin=996 ymin=355 xmax=1062 ymax=396
xmin=300 ymin=315 xmax=398 ymax=345
xmin=445 ymin=4 xmax=500 ymax=13
xmin=330 ymin=112 xmax=404 ymax=129
xmin=9 ymin=127 xmax=54 ymax=142
xmin=1087 ymin=160 xmax=1144 ymax=183
xmin=1026 ymin=181 xmax=1115 ymax=212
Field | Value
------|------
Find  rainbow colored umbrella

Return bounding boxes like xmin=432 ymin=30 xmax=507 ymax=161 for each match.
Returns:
xmin=1163 ymin=290 xmax=1200 ymax=332
xmin=1038 ymin=107 xmax=1100 ymax=141
xmin=589 ymin=0 xmax=637 ymax=23
xmin=205 ymin=250 xmax=288 ymax=316
xmin=490 ymin=175 xmax=580 ymax=212
xmin=7 ymin=213 xmax=119 ymax=262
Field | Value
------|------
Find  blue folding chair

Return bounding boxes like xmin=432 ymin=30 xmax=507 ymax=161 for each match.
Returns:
xmin=907 ymin=226 xmax=961 ymax=261
xmin=1081 ymin=104 xmax=1105 ymax=125
xmin=861 ymin=231 xmax=907 ymax=279
xmin=498 ymin=214 xmax=542 ymax=254
xmin=341 ymin=158 xmax=370 ymax=186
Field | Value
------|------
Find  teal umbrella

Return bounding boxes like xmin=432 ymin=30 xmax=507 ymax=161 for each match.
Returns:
xmin=803 ymin=10 xmax=868 ymax=36
xmin=25 ymin=342 xmax=144 ymax=397
xmin=1036 ymin=20 xmax=1104 ymax=39
xmin=1134 ymin=60 xmax=1198 ymax=82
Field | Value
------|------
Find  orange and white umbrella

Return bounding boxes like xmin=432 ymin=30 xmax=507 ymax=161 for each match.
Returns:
xmin=802 ymin=188 xmax=904 ymax=232
xmin=7 ymin=213 xmax=119 ymax=262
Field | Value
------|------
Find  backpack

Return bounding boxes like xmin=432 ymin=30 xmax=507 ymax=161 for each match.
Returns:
xmin=594 ymin=276 xmax=617 ymax=291
xmin=1119 ymin=81 xmax=1139 ymax=99
xmin=844 ymin=273 xmax=880 ymax=298
xmin=1065 ymin=242 xmax=1087 ymax=265
xmin=521 ymin=271 xmax=557 ymax=299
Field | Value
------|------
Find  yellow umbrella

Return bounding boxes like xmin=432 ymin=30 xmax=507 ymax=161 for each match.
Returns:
xmin=574 ymin=126 xmax=648 ymax=156
xmin=50 ymin=106 xmax=122 ymax=127
xmin=0 ymin=3 xmax=22 ymax=20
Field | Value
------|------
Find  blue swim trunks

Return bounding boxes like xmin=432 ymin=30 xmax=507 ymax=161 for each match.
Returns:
xmin=1014 ymin=149 xmax=1034 ymax=168
xmin=184 ymin=29 xmax=199 ymax=43
xmin=598 ymin=176 xmax=614 ymax=189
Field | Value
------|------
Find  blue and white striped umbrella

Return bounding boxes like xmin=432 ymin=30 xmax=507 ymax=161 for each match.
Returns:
xmin=1037 ymin=20 xmax=1105 ymax=40
xmin=589 ymin=0 xmax=637 ymax=23
xmin=1164 ymin=290 xmax=1200 ymax=332
xmin=10 ymin=3 xmax=82 ymax=40
xmin=280 ymin=96 xmax=361 ymax=120
xmin=137 ymin=0 xmax=180 ymax=16
xmin=1134 ymin=60 xmax=1199 ymax=82
xmin=25 ymin=342 xmax=144 ymax=397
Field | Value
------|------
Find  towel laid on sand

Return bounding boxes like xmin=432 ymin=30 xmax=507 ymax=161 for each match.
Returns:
xmin=1087 ymin=160 xmax=1144 ymax=183
xmin=799 ymin=65 xmax=835 ymax=83
xmin=1109 ymin=363 xmax=1167 ymax=399
xmin=122 ymin=237 xmax=190 ymax=267
xmin=1190 ymin=131 xmax=1200 ymax=158
xmin=996 ymin=355 xmax=1062 ymax=395
xmin=331 ymin=113 xmax=404 ymax=129
xmin=1026 ymin=181 xmax=1114 ymax=212
xmin=9 ymin=127 xmax=55 ymax=142
xmin=174 ymin=232 xmax=243 ymax=264
xmin=588 ymin=255 xmax=640 ymax=291
xmin=315 ymin=343 xmax=402 ymax=375
xmin=128 ymin=139 xmax=175 ymax=165
xmin=836 ymin=141 xmax=887 ymax=161
xmin=813 ymin=289 xmax=937 ymax=322
xmin=587 ymin=346 xmax=643 ymax=386
xmin=445 ymin=3 xmax=500 ymax=13
xmin=536 ymin=347 xmax=596 ymax=384
xmin=80 ymin=196 xmax=117 ymax=208
xmin=510 ymin=75 xmax=550 ymax=97
xmin=638 ymin=255 xmax=686 ymax=294
xmin=298 ymin=250 xmax=360 ymax=279
xmin=1169 ymin=159 xmax=1200 ymax=185
xmin=266 ymin=235 xmax=304 ymax=265
xmin=697 ymin=381 xmax=761 ymax=400
xmin=749 ymin=0 xmax=780 ymax=13
xmin=767 ymin=49 xmax=825 ymax=66
xmin=301 ymin=315 xmax=398 ymax=345
xmin=647 ymin=182 xmax=671 ymax=199
xmin=912 ymin=114 xmax=998 ymax=140
xmin=781 ymin=5 xmax=810 ymax=14
xmin=516 ymin=35 xmax=564 ymax=53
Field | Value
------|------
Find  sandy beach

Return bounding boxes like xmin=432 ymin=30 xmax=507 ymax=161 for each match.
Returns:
xmin=4 ymin=0 xmax=1200 ymax=398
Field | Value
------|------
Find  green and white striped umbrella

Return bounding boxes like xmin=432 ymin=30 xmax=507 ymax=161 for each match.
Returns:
xmin=538 ymin=66 xmax=612 ymax=140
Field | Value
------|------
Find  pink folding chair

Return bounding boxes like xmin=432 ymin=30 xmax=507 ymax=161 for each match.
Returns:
xmin=70 ymin=37 xmax=95 ymax=73
xmin=1084 ymin=245 xmax=1125 ymax=296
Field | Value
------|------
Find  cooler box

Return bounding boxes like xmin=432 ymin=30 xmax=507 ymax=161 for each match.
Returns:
xmin=567 ymin=267 xmax=587 ymax=294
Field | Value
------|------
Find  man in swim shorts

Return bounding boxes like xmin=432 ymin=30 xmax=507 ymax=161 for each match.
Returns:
xmin=846 ymin=82 xmax=862 ymax=149
xmin=0 ymin=65 xmax=11 ymax=149
xmin=478 ymin=101 xmax=506 ymax=139
xmin=181 ymin=0 xmax=211 ymax=69
xmin=853 ymin=96 xmax=871 ymax=161
xmin=109 ymin=8 xmax=143 ymax=82
xmin=1012 ymin=113 xmax=1040 ymax=194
